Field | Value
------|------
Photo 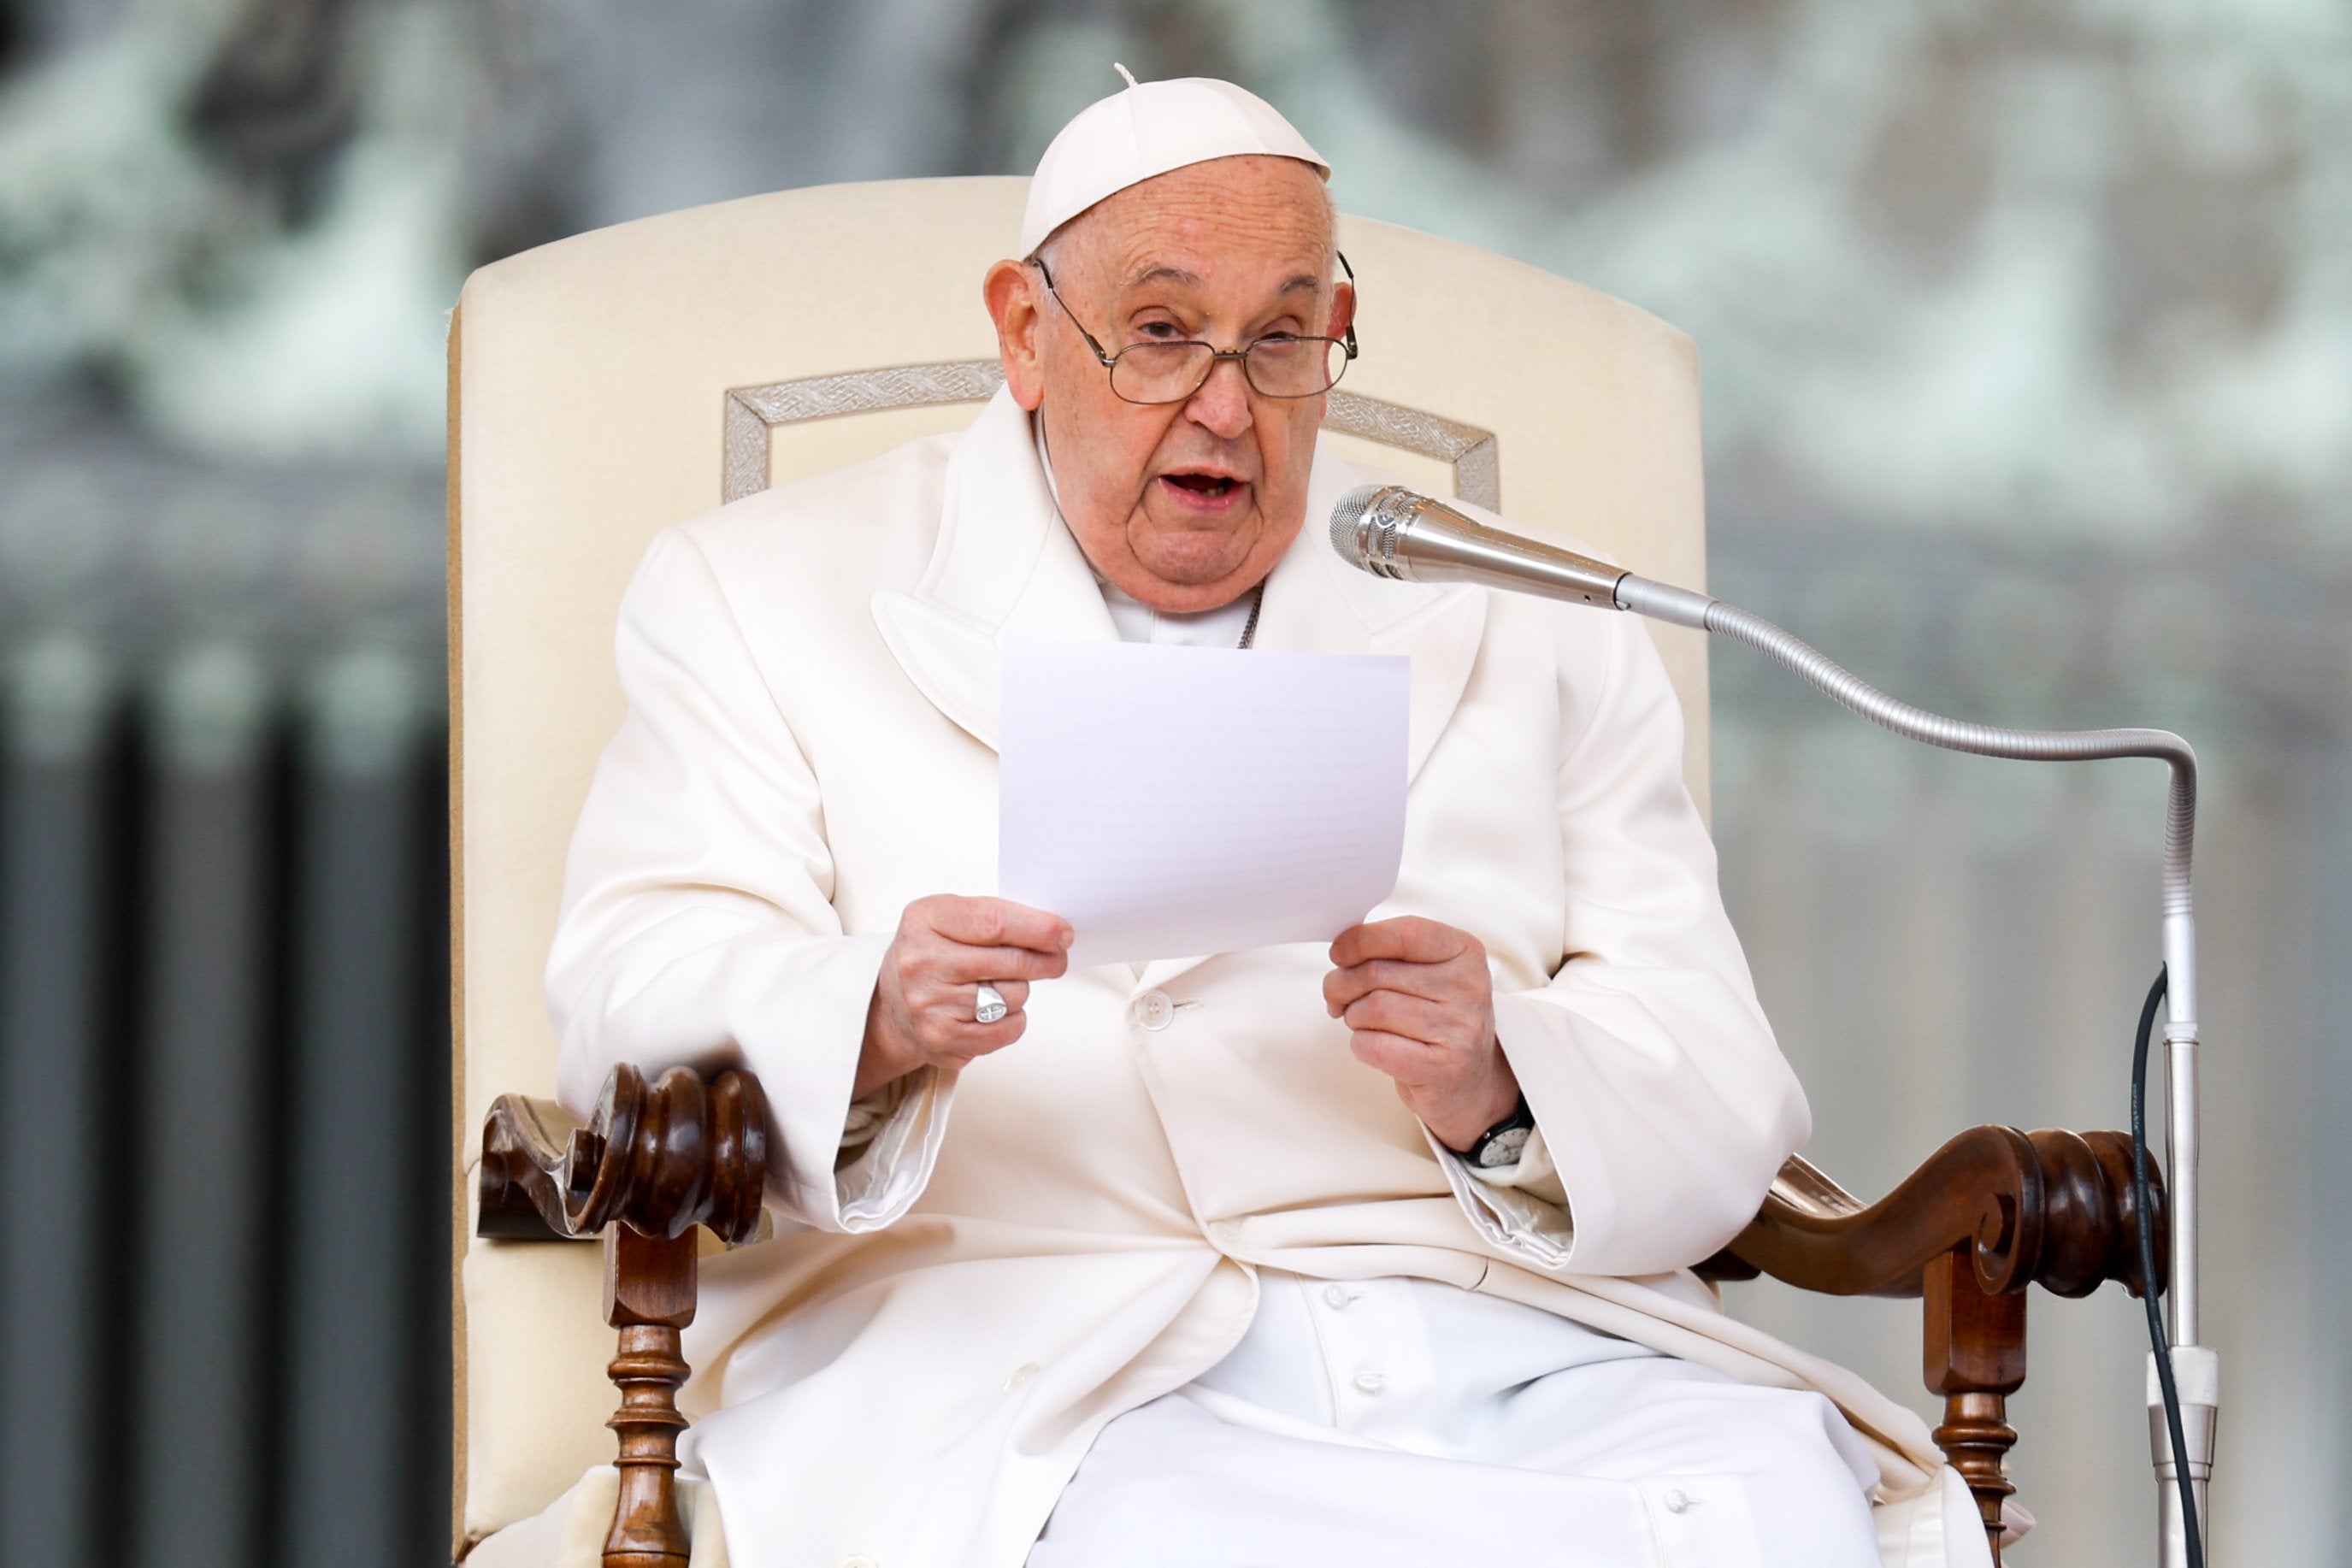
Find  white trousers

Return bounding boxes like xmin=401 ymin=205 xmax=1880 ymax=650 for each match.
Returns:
xmin=1028 ymin=1271 xmax=1948 ymax=1568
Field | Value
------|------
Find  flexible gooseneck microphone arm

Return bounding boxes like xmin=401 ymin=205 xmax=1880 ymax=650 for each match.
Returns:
xmin=1331 ymin=483 xmax=2215 ymax=1568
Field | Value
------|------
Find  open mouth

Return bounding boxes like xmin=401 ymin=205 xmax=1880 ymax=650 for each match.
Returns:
xmin=1160 ymin=470 xmax=1242 ymax=498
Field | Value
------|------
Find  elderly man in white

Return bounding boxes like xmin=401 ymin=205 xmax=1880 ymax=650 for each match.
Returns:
xmin=545 ymin=74 xmax=1996 ymax=1568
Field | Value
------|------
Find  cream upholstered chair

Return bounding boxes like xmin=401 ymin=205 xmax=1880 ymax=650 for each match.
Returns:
xmin=448 ymin=176 xmax=2160 ymax=1565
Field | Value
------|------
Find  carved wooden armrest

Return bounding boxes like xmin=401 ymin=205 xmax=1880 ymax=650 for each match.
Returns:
xmin=479 ymin=1064 xmax=770 ymax=1568
xmin=1698 ymin=1126 xmax=2168 ymax=1560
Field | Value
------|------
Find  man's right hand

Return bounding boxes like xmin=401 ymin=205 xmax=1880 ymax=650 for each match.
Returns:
xmin=855 ymin=895 xmax=1074 ymax=1099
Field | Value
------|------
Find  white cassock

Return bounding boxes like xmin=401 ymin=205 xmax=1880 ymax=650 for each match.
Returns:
xmin=540 ymin=386 xmax=1999 ymax=1568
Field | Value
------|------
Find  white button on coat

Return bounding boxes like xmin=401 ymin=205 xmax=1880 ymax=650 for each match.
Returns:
xmin=840 ymin=1558 xmax=880 ymax=1568
xmin=1003 ymin=1363 xmax=1040 ymax=1392
xmin=1352 ymin=1371 xmax=1385 ymax=1394
xmin=1133 ymin=991 xmax=1175 ymax=1030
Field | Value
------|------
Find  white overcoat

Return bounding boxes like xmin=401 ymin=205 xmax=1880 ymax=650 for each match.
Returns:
xmin=545 ymin=386 xmax=1959 ymax=1568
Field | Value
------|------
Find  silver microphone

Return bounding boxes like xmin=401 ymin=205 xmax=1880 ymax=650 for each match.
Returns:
xmin=1327 ymin=480 xmax=2213 ymax=1567
xmin=1327 ymin=484 xmax=1716 ymax=628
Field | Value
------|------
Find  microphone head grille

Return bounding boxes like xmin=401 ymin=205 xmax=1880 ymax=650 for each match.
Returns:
xmin=1328 ymin=484 xmax=1416 ymax=578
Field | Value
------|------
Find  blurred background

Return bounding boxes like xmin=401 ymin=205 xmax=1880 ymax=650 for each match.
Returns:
xmin=0 ymin=1 xmax=2343 ymax=1565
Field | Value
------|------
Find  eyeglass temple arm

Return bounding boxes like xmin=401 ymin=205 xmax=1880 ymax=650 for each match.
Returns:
xmin=1029 ymin=256 xmax=1122 ymax=369
xmin=1336 ymin=250 xmax=1359 ymax=358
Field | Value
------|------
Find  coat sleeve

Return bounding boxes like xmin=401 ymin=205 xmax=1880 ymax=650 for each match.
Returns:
xmin=1439 ymin=606 xmax=1809 ymax=1279
xmin=544 ymin=528 xmax=952 ymax=1234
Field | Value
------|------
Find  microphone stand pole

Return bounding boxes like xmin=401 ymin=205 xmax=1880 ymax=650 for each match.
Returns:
xmin=1606 ymin=574 xmax=2214 ymax=1568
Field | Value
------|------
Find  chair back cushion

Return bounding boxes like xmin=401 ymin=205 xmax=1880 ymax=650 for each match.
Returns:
xmin=450 ymin=174 xmax=1709 ymax=1547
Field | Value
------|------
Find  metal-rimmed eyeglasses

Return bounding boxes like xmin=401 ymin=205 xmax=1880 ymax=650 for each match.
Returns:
xmin=1030 ymin=253 xmax=1359 ymax=405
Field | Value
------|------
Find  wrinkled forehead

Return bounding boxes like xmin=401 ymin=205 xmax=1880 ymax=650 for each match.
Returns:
xmin=1053 ymin=156 xmax=1335 ymax=290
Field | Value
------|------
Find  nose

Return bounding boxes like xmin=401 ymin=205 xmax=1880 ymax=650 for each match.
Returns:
xmin=1182 ymin=354 xmax=1254 ymax=441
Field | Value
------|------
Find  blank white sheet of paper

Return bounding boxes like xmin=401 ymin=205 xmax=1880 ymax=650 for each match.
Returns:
xmin=999 ymin=640 xmax=1409 ymax=968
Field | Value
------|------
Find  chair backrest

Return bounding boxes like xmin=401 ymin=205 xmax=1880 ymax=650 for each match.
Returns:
xmin=448 ymin=174 xmax=1711 ymax=1552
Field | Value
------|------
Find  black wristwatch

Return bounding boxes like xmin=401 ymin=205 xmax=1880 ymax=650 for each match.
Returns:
xmin=1465 ymin=1095 xmax=1536 ymax=1170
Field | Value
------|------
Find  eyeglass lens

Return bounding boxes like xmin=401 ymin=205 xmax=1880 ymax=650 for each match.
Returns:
xmin=1110 ymin=339 xmax=1348 ymax=404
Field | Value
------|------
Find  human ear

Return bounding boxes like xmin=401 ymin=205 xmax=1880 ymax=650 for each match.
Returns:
xmin=1325 ymin=277 xmax=1356 ymax=344
xmin=983 ymin=260 xmax=1047 ymax=411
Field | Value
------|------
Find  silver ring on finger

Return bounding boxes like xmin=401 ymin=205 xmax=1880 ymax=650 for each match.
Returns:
xmin=973 ymin=983 xmax=1010 ymax=1025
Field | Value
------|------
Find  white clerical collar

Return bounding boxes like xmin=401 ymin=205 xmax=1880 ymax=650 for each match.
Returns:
xmin=1096 ymin=575 xmax=1259 ymax=648
xmin=1034 ymin=410 xmax=1261 ymax=648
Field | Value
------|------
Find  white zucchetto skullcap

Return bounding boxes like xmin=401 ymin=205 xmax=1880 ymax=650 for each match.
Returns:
xmin=1017 ymin=65 xmax=1329 ymax=256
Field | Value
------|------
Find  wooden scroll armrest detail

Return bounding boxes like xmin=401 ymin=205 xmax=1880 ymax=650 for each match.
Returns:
xmin=478 ymin=1063 xmax=769 ymax=1246
xmin=477 ymin=1064 xmax=772 ymax=1568
xmin=1696 ymin=1126 xmax=2167 ymax=1563
xmin=1698 ymin=1125 xmax=2166 ymax=1300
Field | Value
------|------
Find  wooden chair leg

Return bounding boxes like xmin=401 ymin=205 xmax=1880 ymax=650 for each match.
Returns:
xmin=1923 ymin=1247 xmax=2026 ymax=1562
xmin=479 ymin=1069 xmax=770 ymax=1567
xmin=603 ymin=1223 xmax=699 ymax=1568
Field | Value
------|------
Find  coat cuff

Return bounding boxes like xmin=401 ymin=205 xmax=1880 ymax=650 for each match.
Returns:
xmin=757 ymin=931 xmax=956 ymax=1233
xmin=1481 ymin=988 xmax=1615 ymax=1272
xmin=830 ymin=1064 xmax=955 ymax=1230
xmin=1428 ymin=1120 xmax=1577 ymax=1268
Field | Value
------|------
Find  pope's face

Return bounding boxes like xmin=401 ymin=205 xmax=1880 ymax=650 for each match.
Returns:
xmin=985 ymin=156 xmax=1354 ymax=614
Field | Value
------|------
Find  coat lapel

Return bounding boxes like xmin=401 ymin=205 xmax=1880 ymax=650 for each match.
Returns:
xmin=869 ymin=387 xmax=1117 ymax=752
xmin=874 ymin=389 xmax=1489 ymax=991
xmin=1250 ymin=452 xmax=1488 ymax=790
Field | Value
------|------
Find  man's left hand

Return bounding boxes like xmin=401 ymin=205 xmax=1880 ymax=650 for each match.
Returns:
xmin=1323 ymin=917 xmax=1521 ymax=1153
